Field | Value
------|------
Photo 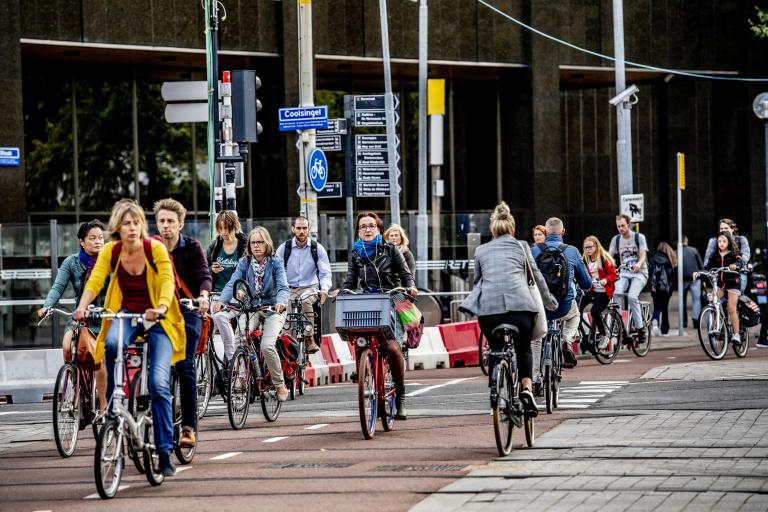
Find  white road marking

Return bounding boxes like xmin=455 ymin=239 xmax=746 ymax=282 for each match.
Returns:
xmin=0 ymin=410 xmax=45 ymax=416
xmin=84 ymin=485 xmax=129 ymax=499
xmin=557 ymin=398 xmax=600 ymax=403
xmin=405 ymin=377 xmax=474 ymax=397
xmin=560 ymin=388 xmax=616 ymax=393
xmin=579 ymin=380 xmax=629 ymax=385
xmin=614 ymin=359 xmax=631 ymax=363
xmin=210 ymin=451 xmax=242 ymax=460
xmin=305 ymin=423 xmax=329 ymax=430
xmin=263 ymin=436 xmax=289 ymax=443
xmin=557 ymin=404 xmax=590 ymax=409
xmin=176 ymin=466 xmax=193 ymax=473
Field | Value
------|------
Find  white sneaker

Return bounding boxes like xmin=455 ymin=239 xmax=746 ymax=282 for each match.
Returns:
xmin=651 ymin=320 xmax=660 ymax=337
xmin=732 ymin=333 xmax=741 ymax=343
xmin=596 ymin=335 xmax=609 ymax=350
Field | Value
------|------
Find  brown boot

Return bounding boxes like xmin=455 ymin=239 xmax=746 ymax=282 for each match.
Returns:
xmin=179 ymin=427 xmax=196 ymax=448
xmin=305 ymin=337 xmax=320 ymax=354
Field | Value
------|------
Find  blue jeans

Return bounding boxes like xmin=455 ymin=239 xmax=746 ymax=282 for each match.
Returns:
xmin=105 ymin=315 xmax=174 ymax=455
xmin=176 ymin=310 xmax=202 ymax=430
xmin=682 ymin=280 xmax=702 ymax=327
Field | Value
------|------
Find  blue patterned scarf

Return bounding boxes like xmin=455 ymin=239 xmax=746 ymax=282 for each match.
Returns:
xmin=353 ymin=234 xmax=382 ymax=259
xmin=79 ymin=247 xmax=97 ymax=270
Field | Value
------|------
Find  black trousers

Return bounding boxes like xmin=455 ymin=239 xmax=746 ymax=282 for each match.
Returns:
xmin=478 ymin=311 xmax=535 ymax=381
xmin=580 ymin=291 xmax=610 ymax=336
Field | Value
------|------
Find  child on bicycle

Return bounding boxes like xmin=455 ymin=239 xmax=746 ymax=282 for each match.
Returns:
xmin=580 ymin=236 xmax=618 ymax=351
xmin=696 ymin=232 xmax=744 ymax=345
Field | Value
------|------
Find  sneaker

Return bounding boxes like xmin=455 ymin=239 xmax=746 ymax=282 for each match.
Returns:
xmin=158 ymin=452 xmax=176 ymax=477
xmin=561 ymin=342 xmax=577 ymax=368
xmin=519 ymin=389 xmax=539 ymax=417
xmin=596 ymin=335 xmax=609 ymax=351
xmin=395 ymin=395 xmax=407 ymax=420
xmin=305 ymin=338 xmax=320 ymax=354
xmin=637 ymin=328 xmax=646 ymax=343
xmin=179 ymin=427 xmax=196 ymax=448
xmin=651 ymin=320 xmax=660 ymax=337
xmin=276 ymin=385 xmax=289 ymax=402
xmin=732 ymin=333 xmax=741 ymax=344
xmin=756 ymin=339 xmax=768 ymax=348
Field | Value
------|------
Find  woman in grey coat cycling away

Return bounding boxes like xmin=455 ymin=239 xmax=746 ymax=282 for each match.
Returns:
xmin=460 ymin=202 xmax=557 ymax=416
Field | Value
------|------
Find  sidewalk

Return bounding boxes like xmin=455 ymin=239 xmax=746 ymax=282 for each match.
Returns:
xmin=411 ymin=360 xmax=768 ymax=512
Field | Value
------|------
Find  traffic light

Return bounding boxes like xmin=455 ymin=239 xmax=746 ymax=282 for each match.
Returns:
xmin=231 ymin=70 xmax=262 ymax=143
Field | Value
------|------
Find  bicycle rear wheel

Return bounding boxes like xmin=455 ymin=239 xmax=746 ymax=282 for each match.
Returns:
xmin=53 ymin=363 xmax=80 ymax=458
xmin=173 ymin=376 xmax=196 ymax=465
xmin=552 ymin=340 xmax=561 ymax=409
xmin=227 ymin=350 xmax=251 ymax=430
xmin=594 ymin=310 xmax=622 ymax=364
xmin=524 ymin=415 xmax=535 ymax=447
xmin=478 ymin=332 xmax=489 ymax=376
xmin=260 ymin=381 xmax=283 ymax=423
xmin=357 ymin=347 xmax=376 ymax=439
xmin=94 ymin=418 xmax=124 ymax=499
xmin=127 ymin=370 xmax=147 ymax=474
xmin=632 ymin=304 xmax=652 ymax=357
xmin=195 ymin=351 xmax=212 ymax=419
xmin=142 ymin=416 xmax=164 ymax=487
xmin=380 ymin=353 xmax=396 ymax=432
xmin=697 ymin=306 xmax=728 ymax=360
xmin=733 ymin=326 xmax=749 ymax=358
xmin=492 ymin=359 xmax=514 ymax=455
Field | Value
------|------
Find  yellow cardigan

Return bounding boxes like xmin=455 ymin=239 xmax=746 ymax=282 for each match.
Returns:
xmin=84 ymin=239 xmax=186 ymax=365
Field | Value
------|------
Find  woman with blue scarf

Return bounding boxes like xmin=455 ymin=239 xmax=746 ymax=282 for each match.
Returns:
xmin=39 ymin=220 xmax=108 ymax=415
xmin=342 ymin=211 xmax=416 ymax=419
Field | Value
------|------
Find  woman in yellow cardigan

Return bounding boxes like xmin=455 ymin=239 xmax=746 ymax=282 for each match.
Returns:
xmin=74 ymin=199 xmax=184 ymax=477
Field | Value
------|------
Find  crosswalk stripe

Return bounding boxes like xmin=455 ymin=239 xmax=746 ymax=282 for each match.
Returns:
xmin=579 ymin=380 xmax=629 ymax=385
xmin=84 ymin=485 xmax=129 ymax=499
xmin=263 ymin=436 xmax=289 ymax=443
xmin=211 ymin=451 xmax=241 ymax=460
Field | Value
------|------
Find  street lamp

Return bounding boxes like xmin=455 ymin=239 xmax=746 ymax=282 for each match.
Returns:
xmin=753 ymin=92 xmax=768 ymax=259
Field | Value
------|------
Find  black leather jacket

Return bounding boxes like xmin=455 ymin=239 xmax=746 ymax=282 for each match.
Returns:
xmin=343 ymin=242 xmax=415 ymax=292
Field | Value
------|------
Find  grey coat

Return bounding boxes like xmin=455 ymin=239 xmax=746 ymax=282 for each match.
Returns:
xmin=460 ymin=235 xmax=556 ymax=317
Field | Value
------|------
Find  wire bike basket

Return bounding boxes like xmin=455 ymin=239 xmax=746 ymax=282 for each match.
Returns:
xmin=335 ymin=293 xmax=396 ymax=339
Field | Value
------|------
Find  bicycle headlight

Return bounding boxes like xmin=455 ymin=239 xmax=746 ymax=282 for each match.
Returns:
xmin=356 ymin=337 xmax=367 ymax=348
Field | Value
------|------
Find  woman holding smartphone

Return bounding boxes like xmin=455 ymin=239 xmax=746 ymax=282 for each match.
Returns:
xmin=206 ymin=210 xmax=248 ymax=293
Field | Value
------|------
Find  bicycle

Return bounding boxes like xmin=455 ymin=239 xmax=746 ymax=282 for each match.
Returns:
xmin=478 ymin=332 xmax=489 ymax=376
xmin=696 ymin=267 xmax=749 ymax=360
xmin=335 ymin=287 xmax=409 ymax=440
xmin=612 ymin=263 xmax=652 ymax=357
xmin=540 ymin=318 xmax=563 ymax=414
xmin=39 ymin=308 xmax=102 ymax=458
xmin=195 ymin=292 xmax=227 ymax=419
xmin=282 ymin=290 xmax=321 ymax=400
xmin=488 ymin=324 xmax=534 ymax=455
xmin=89 ymin=307 xmax=167 ymax=499
xmin=225 ymin=280 xmax=284 ymax=430
xmin=576 ymin=290 xmax=623 ymax=365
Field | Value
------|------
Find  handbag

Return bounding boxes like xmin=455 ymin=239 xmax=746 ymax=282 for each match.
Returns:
xmin=392 ymin=293 xmax=424 ymax=349
xmin=196 ymin=315 xmax=213 ymax=355
xmin=76 ymin=323 xmax=102 ymax=371
xmin=520 ymin=241 xmax=548 ymax=340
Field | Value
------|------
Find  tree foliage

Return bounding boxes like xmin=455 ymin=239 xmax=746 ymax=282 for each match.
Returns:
xmin=750 ymin=7 xmax=768 ymax=39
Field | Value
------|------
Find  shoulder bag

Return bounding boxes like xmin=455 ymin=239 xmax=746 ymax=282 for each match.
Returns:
xmin=520 ymin=241 xmax=548 ymax=340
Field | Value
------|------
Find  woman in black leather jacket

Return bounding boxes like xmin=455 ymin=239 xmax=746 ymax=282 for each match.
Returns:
xmin=342 ymin=211 xmax=416 ymax=420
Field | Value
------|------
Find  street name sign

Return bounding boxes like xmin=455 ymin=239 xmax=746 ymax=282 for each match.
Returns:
xmin=0 ymin=147 xmax=20 ymax=166
xmin=316 ymin=135 xmax=342 ymax=152
xmin=317 ymin=182 xmax=342 ymax=198
xmin=278 ymin=106 xmax=329 ymax=131
xmin=316 ymin=118 xmax=348 ymax=135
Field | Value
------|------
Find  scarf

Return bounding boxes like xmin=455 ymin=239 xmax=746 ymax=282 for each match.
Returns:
xmin=251 ymin=257 xmax=268 ymax=296
xmin=353 ymin=234 xmax=382 ymax=260
xmin=79 ymin=248 xmax=97 ymax=271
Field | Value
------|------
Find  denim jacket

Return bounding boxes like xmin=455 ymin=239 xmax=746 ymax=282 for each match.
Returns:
xmin=219 ymin=255 xmax=289 ymax=307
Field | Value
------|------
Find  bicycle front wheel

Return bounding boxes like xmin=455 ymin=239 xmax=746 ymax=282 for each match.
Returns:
xmin=380 ymin=352 xmax=396 ymax=432
xmin=492 ymin=359 xmax=514 ymax=455
xmin=697 ymin=306 xmax=728 ymax=360
xmin=195 ymin=351 xmax=212 ymax=419
xmin=357 ymin=348 xmax=376 ymax=439
xmin=173 ymin=376 xmax=196 ymax=465
xmin=94 ymin=418 xmax=124 ymax=499
xmin=53 ymin=363 xmax=80 ymax=458
xmin=478 ymin=332 xmax=489 ymax=376
xmin=227 ymin=350 xmax=251 ymax=430
xmin=594 ymin=310 xmax=622 ymax=364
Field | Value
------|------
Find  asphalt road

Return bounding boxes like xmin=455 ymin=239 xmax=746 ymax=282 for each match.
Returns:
xmin=1 ymin=343 xmax=768 ymax=512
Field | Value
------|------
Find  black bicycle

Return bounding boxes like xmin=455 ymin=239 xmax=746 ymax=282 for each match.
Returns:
xmin=577 ymin=296 xmax=623 ymax=365
xmin=540 ymin=318 xmax=563 ymax=414
xmin=489 ymin=324 xmax=534 ymax=455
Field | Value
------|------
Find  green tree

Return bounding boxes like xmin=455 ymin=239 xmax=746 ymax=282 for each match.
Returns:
xmin=750 ymin=7 xmax=768 ymax=39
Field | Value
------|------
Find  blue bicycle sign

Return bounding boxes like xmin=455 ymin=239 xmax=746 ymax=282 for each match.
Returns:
xmin=307 ymin=148 xmax=328 ymax=192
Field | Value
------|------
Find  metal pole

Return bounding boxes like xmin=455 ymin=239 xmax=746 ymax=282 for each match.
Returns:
xmin=204 ymin=0 xmax=218 ymax=237
xmin=378 ymin=0 xmax=401 ymax=225
xmin=50 ymin=219 xmax=59 ymax=348
xmin=298 ymin=0 xmax=319 ymax=240
xmin=677 ymin=153 xmax=684 ymax=335
xmin=71 ymin=79 xmax=80 ymax=224
xmin=416 ymin=0 xmax=428 ymax=289
xmin=191 ymin=123 xmax=198 ymax=219
xmin=132 ymin=76 xmax=140 ymax=201
xmin=612 ymin=0 xmax=633 ymax=197
xmin=764 ymin=119 xmax=768 ymax=257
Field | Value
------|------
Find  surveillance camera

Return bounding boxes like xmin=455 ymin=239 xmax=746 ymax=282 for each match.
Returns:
xmin=609 ymin=84 xmax=639 ymax=106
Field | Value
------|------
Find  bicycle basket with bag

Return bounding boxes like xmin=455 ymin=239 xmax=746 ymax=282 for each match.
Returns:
xmin=277 ymin=334 xmax=301 ymax=362
xmin=392 ymin=292 xmax=424 ymax=349
xmin=738 ymin=295 xmax=761 ymax=327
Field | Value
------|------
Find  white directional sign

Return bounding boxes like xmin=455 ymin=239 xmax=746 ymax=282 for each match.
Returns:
xmin=165 ymin=103 xmax=208 ymax=123
xmin=161 ymin=81 xmax=208 ymax=102
xmin=620 ymin=194 xmax=645 ymax=222
xmin=315 ymin=135 xmax=342 ymax=152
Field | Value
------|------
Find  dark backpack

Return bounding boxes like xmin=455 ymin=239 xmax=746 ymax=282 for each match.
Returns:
xmin=282 ymin=239 xmax=320 ymax=283
xmin=535 ymin=243 xmax=570 ymax=302
xmin=650 ymin=259 xmax=671 ymax=294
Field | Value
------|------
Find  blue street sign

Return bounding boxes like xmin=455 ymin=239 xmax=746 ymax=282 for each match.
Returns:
xmin=0 ymin=147 xmax=20 ymax=167
xmin=278 ymin=106 xmax=329 ymax=131
xmin=307 ymin=148 xmax=328 ymax=192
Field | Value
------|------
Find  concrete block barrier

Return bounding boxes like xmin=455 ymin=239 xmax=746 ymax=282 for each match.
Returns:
xmin=407 ymin=326 xmax=449 ymax=370
xmin=327 ymin=333 xmax=355 ymax=382
xmin=0 ymin=349 xmax=63 ymax=403
xmin=307 ymin=351 xmax=329 ymax=387
xmin=438 ymin=320 xmax=481 ymax=368
xmin=319 ymin=335 xmax=344 ymax=384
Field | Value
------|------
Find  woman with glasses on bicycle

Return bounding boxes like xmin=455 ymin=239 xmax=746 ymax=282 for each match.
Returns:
xmin=580 ymin=236 xmax=618 ymax=350
xmin=74 ymin=199 xmax=184 ymax=477
xmin=39 ymin=220 xmax=109 ymax=416
xmin=460 ymin=202 xmax=558 ymax=416
xmin=212 ymin=227 xmax=290 ymax=401
xmin=696 ymin=231 xmax=745 ymax=345
xmin=342 ymin=211 xmax=416 ymax=420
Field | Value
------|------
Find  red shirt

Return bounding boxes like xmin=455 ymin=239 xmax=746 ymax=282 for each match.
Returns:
xmin=117 ymin=264 xmax=153 ymax=313
xmin=584 ymin=256 xmax=618 ymax=299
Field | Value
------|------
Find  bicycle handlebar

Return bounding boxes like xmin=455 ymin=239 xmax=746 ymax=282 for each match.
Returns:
xmin=36 ymin=307 xmax=73 ymax=326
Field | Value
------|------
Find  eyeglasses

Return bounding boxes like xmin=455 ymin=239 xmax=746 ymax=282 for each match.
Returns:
xmin=250 ymin=240 xmax=266 ymax=245
xmin=359 ymin=224 xmax=378 ymax=231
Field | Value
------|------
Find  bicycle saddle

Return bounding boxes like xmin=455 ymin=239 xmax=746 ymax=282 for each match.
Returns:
xmin=492 ymin=324 xmax=519 ymax=338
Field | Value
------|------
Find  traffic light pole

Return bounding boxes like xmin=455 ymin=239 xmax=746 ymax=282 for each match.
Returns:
xmin=612 ymin=0 xmax=633 ymax=197
xmin=415 ymin=0 xmax=428 ymax=289
xmin=378 ymin=0 xmax=401 ymax=226
xmin=204 ymin=0 xmax=220 ymax=236
xmin=297 ymin=0 xmax=319 ymax=240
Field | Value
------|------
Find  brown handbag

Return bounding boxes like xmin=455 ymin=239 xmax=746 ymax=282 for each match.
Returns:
xmin=76 ymin=323 xmax=102 ymax=371
xmin=196 ymin=315 xmax=213 ymax=355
